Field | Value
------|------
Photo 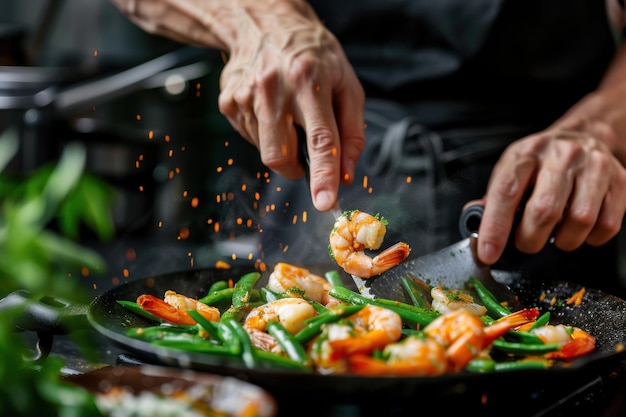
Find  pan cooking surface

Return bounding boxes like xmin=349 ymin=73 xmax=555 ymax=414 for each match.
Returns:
xmin=86 ymin=263 xmax=626 ymax=406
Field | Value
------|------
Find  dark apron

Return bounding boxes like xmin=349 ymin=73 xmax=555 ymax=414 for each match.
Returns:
xmin=258 ymin=0 xmax=623 ymax=294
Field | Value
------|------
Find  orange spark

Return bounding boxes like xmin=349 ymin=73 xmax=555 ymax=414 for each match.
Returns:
xmin=125 ymin=248 xmax=136 ymax=261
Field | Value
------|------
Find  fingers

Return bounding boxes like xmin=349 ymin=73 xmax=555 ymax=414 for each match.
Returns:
xmin=477 ymin=131 xmax=626 ymax=265
xmin=551 ymin=149 xmax=610 ymax=250
xmin=477 ymin=148 xmax=537 ymax=264
xmin=333 ymin=71 xmax=366 ymax=186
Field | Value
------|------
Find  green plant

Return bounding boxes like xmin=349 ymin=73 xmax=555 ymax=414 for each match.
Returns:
xmin=0 ymin=129 xmax=116 ymax=416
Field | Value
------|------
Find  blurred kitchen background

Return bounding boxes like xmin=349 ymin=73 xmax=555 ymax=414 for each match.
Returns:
xmin=2 ymin=0 xmax=626 ymax=295
xmin=0 ymin=0 xmax=271 ymax=290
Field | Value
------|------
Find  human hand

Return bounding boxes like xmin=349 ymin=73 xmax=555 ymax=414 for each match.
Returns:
xmin=217 ymin=0 xmax=365 ymax=211
xmin=467 ymin=128 xmax=626 ymax=265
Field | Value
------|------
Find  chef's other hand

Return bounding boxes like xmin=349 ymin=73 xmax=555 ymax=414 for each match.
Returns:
xmin=216 ymin=1 xmax=365 ymax=212
xmin=466 ymin=127 xmax=626 ymax=265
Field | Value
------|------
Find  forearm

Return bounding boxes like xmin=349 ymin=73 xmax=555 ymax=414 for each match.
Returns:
xmin=552 ymin=42 xmax=626 ymax=164
xmin=109 ymin=0 xmax=320 ymax=53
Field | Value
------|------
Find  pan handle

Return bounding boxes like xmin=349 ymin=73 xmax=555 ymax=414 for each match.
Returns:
xmin=0 ymin=289 xmax=90 ymax=362
xmin=458 ymin=204 xmax=485 ymax=238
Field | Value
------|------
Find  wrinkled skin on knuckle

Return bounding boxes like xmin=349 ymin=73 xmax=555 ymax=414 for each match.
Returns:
xmin=261 ymin=148 xmax=293 ymax=175
xmin=254 ymin=65 xmax=281 ymax=97
xmin=308 ymin=126 xmax=337 ymax=155
xmin=529 ymin=194 xmax=563 ymax=228
xmin=592 ymin=216 xmax=622 ymax=243
xmin=567 ymin=206 xmax=598 ymax=231
xmin=490 ymin=167 xmax=527 ymax=202
xmin=217 ymin=92 xmax=238 ymax=119
xmin=286 ymin=53 xmax=321 ymax=88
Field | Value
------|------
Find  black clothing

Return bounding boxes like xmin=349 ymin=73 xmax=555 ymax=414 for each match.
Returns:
xmin=258 ymin=0 xmax=624 ymax=295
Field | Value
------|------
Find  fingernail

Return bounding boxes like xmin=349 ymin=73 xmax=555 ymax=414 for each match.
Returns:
xmin=345 ymin=160 xmax=355 ymax=183
xmin=315 ymin=190 xmax=335 ymax=211
xmin=480 ymin=242 xmax=499 ymax=265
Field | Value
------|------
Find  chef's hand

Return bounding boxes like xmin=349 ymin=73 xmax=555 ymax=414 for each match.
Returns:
xmin=108 ymin=0 xmax=365 ymax=212
xmin=217 ymin=1 xmax=365 ymax=212
xmin=466 ymin=126 xmax=626 ymax=265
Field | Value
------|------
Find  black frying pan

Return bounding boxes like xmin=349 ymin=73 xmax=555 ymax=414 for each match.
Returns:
xmin=3 ymin=263 xmax=626 ymax=416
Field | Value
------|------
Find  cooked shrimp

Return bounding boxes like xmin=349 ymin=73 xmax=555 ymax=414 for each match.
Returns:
xmin=136 ymin=290 xmax=220 ymax=325
xmin=309 ymin=322 xmax=354 ymax=374
xmin=329 ymin=210 xmax=411 ymax=278
xmin=268 ymin=262 xmax=334 ymax=306
xmin=430 ymin=285 xmax=487 ymax=316
xmin=308 ymin=305 xmax=403 ymax=374
xmin=246 ymin=327 xmax=281 ymax=353
xmin=243 ymin=297 xmax=317 ymax=335
xmin=531 ymin=324 xmax=596 ymax=360
xmin=329 ymin=305 xmax=404 ymax=355
xmin=348 ymin=335 xmax=447 ymax=376
xmin=424 ymin=308 xmax=532 ymax=371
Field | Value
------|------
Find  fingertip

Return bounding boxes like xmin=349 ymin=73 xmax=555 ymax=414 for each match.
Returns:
xmin=313 ymin=190 xmax=337 ymax=212
xmin=478 ymin=241 xmax=501 ymax=265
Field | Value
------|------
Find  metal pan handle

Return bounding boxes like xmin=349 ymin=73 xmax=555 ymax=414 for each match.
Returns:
xmin=0 ymin=289 xmax=90 ymax=361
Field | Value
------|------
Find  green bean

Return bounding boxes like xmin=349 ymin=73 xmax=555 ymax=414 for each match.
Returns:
xmin=529 ymin=311 xmax=551 ymax=330
xmin=324 ymin=270 xmax=345 ymax=288
xmin=152 ymin=339 xmax=310 ymax=371
xmin=220 ymin=305 xmax=248 ymax=323
xmin=294 ymin=305 xmax=364 ymax=344
xmin=151 ymin=339 xmax=234 ymax=354
xmin=208 ymin=280 xmax=229 ymax=293
xmin=217 ymin=320 xmax=241 ymax=355
xmin=260 ymin=287 xmax=280 ymax=303
xmin=155 ymin=340 xmax=310 ymax=371
xmin=125 ymin=325 xmax=199 ymax=342
xmin=400 ymin=276 xmax=430 ymax=309
xmin=232 ymin=271 xmax=262 ymax=308
xmin=467 ymin=276 xmax=511 ymax=318
xmin=493 ymin=359 xmax=550 ymax=372
xmin=466 ymin=358 xmax=550 ymax=373
xmin=255 ymin=350 xmax=312 ymax=372
xmin=267 ymin=321 xmax=310 ymax=365
xmin=491 ymin=339 xmax=561 ymax=356
xmin=328 ymin=286 xmax=438 ymax=328
xmin=260 ymin=286 xmax=327 ymax=313
xmin=198 ymin=288 xmax=235 ymax=306
xmin=503 ymin=330 xmax=545 ymax=345
xmin=465 ymin=358 xmax=496 ymax=373
xmin=222 ymin=317 xmax=258 ymax=368
xmin=187 ymin=309 xmax=220 ymax=340
xmin=117 ymin=300 xmax=164 ymax=323
xmin=401 ymin=328 xmax=424 ymax=337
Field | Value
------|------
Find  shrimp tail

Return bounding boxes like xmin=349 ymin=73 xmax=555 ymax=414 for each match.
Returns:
xmin=545 ymin=329 xmax=596 ymax=360
xmin=137 ymin=294 xmax=195 ymax=325
xmin=347 ymin=354 xmax=391 ymax=376
xmin=485 ymin=308 xmax=540 ymax=342
xmin=371 ymin=242 xmax=411 ymax=271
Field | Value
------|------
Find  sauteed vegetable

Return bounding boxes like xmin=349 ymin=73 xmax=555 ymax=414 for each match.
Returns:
xmin=119 ymin=262 xmax=596 ymax=376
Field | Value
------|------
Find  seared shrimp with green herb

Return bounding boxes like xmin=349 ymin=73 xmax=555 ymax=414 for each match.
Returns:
xmin=329 ymin=210 xmax=410 ymax=278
